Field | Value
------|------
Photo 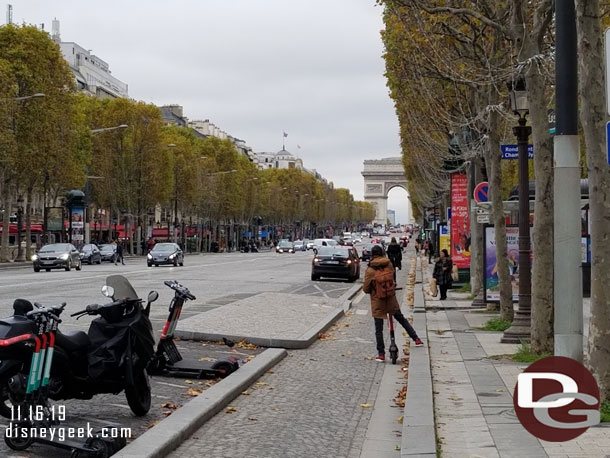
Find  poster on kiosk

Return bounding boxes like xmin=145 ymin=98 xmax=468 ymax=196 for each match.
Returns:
xmin=450 ymin=173 xmax=471 ymax=268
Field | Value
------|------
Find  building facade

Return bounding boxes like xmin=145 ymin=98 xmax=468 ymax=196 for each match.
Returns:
xmin=53 ymin=20 xmax=128 ymax=99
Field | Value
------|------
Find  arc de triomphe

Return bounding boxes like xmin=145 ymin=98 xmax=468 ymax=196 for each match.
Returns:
xmin=362 ymin=157 xmax=411 ymax=226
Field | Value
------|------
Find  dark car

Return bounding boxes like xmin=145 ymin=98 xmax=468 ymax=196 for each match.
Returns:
xmin=147 ymin=242 xmax=184 ymax=267
xmin=361 ymin=243 xmax=384 ymax=262
xmin=293 ymin=240 xmax=306 ymax=251
xmin=79 ymin=244 xmax=102 ymax=264
xmin=311 ymin=246 xmax=360 ymax=282
xmin=276 ymin=240 xmax=295 ymax=254
xmin=32 ymin=243 xmax=82 ymax=272
xmin=99 ymin=244 xmax=117 ymax=262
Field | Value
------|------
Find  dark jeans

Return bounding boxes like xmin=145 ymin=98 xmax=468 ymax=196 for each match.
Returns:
xmin=374 ymin=310 xmax=419 ymax=354
xmin=439 ymin=284 xmax=449 ymax=300
xmin=428 ymin=252 xmax=434 ymax=264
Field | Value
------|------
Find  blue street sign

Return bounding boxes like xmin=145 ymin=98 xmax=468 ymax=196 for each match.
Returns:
xmin=501 ymin=144 xmax=534 ymax=160
xmin=606 ymin=122 xmax=610 ymax=166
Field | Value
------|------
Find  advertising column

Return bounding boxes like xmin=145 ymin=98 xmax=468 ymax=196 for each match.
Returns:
xmin=450 ymin=173 xmax=471 ymax=269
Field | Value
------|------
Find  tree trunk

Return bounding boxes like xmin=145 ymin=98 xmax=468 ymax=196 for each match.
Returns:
xmin=469 ymin=160 xmax=483 ymax=296
xmin=527 ymin=67 xmax=555 ymax=353
xmin=487 ymin=107 xmax=514 ymax=322
xmin=25 ymin=187 xmax=32 ymax=259
xmin=577 ymin=0 xmax=610 ymax=401
xmin=0 ymin=188 xmax=12 ymax=262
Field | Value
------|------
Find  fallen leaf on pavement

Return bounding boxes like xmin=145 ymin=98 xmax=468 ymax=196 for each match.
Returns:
xmin=360 ymin=403 xmax=372 ymax=408
xmin=226 ymin=406 xmax=237 ymax=413
xmin=184 ymin=380 xmax=193 ymax=384
xmin=364 ymin=356 xmax=373 ymax=360
xmin=255 ymin=382 xmax=267 ymax=386
xmin=397 ymin=416 xmax=403 ymax=424
xmin=186 ymin=388 xmax=204 ymax=396
xmin=199 ymin=357 xmax=215 ymax=362
xmin=236 ymin=339 xmax=260 ymax=350
xmin=248 ymin=417 xmax=258 ymax=421
xmin=161 ymin=402 xmax=179 ymax=410
xmin=241 ymin=390 xmax=249 ymax=395
xmin=267 ymin=370 xmax=274 ymax=374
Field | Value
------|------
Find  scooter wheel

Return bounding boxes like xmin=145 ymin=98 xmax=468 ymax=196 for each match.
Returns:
xmin=4 ymin=424 xmax=34 ymax=451
xmin=390 ymin=350 xmax=398 ymax=365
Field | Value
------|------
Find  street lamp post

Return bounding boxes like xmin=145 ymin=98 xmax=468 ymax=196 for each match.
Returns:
xmin=502 ymin=76 xmax=532 ymax=344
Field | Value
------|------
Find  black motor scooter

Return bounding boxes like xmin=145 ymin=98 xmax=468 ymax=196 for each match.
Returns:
xmin=147 ymin=280 xmax=239 ymax=379
xmin=0 ymin=275 xmax=157 ymax=419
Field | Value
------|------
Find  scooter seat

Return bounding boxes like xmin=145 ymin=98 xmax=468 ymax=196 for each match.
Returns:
xmin=56 ymin=330 xmax=90 ymax=352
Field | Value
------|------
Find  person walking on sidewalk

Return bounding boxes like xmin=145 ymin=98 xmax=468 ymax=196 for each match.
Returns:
xmin=115 ymin=241 xmax=124 ymax=266
xmin=386 ymin=237 xmax=402 ymax=277
xmin=427 ymin=240 xmax=435 ymax=264
xmin=433 ymin=249 xmax=453 ymax=300
xmin=363 ymin=245 xmax=423 ymax=362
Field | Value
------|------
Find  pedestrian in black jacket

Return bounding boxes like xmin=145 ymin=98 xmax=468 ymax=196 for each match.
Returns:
xmin=433 ymin=249 xmax=453 ymax=300
xmin=386 ymin=237 xmax=402 ymax=273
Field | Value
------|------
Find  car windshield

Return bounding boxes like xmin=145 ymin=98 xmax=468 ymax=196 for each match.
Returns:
xmin=81 ymin=245 xmax=93 ymax=252
xmin=279 ymin=241 xmax=292 ymax=248
xmin=39 ymin=244 xmax=70 ymax=253
xmin=327 ymin=240 xmax=338 ymax=246
xmin=317 ymin=247 xmax=349 ymax=257
xmin=152 ymin=243 xmax=177 ymax=252
xmin=100 ymin=245 xmax=115 ymax=252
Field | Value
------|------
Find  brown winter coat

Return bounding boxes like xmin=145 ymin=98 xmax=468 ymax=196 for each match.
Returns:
xmin=363 ymin=256 xmax=399 ymax=319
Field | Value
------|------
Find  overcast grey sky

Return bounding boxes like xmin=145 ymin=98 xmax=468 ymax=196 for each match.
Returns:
xmin=9 ymin=0 xmax=411 ymax=223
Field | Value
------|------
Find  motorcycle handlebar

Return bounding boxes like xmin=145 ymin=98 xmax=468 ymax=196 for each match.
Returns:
xmin=70 ymin=299 xmax=126 ymax=318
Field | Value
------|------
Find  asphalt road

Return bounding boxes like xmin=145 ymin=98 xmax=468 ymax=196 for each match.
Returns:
xmin=0 ymin=248 xmax=358 ymax=333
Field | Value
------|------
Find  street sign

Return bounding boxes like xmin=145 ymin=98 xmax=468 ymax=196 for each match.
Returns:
xmin=477 ymin=214 xmax=490 ymax=224
xmin=501 ymin=144 xmax=534 ymax=160
xmin=473 ymin=182 xmax=489 ymax=203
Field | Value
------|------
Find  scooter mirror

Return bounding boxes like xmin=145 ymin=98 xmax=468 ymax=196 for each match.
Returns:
xmin=101 ymin=285 xmax=115 ymax=298
xmin=147 ymin=291 xmax=159 ymax=303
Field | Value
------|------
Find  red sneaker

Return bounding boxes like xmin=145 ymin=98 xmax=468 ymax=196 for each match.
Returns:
xmin=375 ymin=354 xmax=385 ymax=362
xmin=414 ymin=339 xmax=424 ymax=347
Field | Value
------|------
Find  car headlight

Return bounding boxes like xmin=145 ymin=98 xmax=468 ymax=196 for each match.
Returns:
xmin=279 ymin=249 xmax=283 ymax=253
xmin=59 ymin=253 xmax=69 ymax=260
xmin=169 ymin=253 xmax=176 ymax=259
xmin=31 ymin=254 xmax=38 ymax=261
xmin=346 ymin=260 xmax=352 ymax=264
xmin=147 ymin=254 xmax=152 ymax=259
xmin=313 ymin=258 xmax=320 ymax=263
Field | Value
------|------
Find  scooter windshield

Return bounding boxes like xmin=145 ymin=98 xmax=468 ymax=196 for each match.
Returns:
xmin=106 ymin=275 xmax=139 ymax=300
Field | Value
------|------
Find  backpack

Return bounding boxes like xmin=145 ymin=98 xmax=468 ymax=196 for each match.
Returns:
xmin=372 ymin=266 xmax=396 ymax=299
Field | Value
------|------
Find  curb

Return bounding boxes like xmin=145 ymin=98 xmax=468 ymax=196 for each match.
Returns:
xmin=401 ymin=256 xmax=437 ymax=457
xmin=174 ymin=283 xmax=363 ymax=349
xmin=0 ymin=261 xmax=31 ymax=270
xmin=114 ymin=348 xmax=287 ymax=458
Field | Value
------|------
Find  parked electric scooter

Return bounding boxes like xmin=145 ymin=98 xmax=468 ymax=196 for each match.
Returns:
xmin=0 ymin=275 xmax=157 ymax=419
xmin=2 ymin=302 xmax=126 ymax=457
xmin=147 ymin=280 xmax=239 ymax=379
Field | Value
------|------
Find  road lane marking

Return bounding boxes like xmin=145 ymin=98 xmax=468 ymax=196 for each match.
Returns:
xmin=313 ymin=284 xmax=329 ymax=298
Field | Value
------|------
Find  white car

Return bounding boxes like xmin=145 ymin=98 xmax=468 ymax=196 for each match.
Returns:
xmin=312 ymin=238 xmax=338 ymax=253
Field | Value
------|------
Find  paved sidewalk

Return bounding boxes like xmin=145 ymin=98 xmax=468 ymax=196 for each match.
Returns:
xmin=168 ymin=253 xmax=418 ymax=458
xmin=422 ymin=258 xmax=609 ymax=458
